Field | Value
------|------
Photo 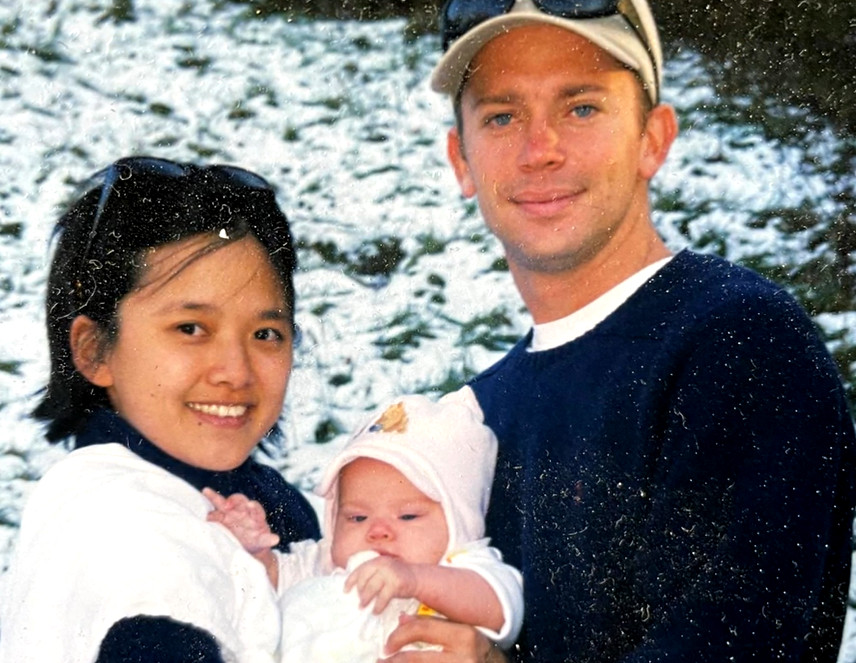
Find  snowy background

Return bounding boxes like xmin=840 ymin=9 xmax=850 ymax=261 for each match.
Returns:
xmin=1 ymin=0 xmax=854 ymax=657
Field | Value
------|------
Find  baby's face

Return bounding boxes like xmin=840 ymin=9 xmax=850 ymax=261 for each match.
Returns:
xmin=330 ymin=457 xmax=449 ymax=569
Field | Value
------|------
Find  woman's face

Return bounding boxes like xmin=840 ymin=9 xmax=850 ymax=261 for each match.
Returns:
xmin=84 ymin=234 xmax=293 ymax=470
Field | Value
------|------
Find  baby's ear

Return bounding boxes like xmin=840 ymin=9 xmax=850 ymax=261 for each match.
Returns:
xmin=69 ymin=315 xmax=114 ymax=388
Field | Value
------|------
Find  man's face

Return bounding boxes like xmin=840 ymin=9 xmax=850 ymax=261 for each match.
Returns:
xmin=448 ymin=24 xmax=666 ymax=283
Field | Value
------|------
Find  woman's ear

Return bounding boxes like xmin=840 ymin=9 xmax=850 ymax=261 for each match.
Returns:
xmin=69 ymin=316 xmax=113 ymax=388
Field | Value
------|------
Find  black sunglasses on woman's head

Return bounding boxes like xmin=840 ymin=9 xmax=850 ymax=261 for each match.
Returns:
xmin=73 ymin=156 xmax=276 ymax=303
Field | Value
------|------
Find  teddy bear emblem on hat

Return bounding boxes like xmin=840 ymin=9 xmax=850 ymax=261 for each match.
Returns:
xmin=368 ymin=401 xmax=408 ymax=434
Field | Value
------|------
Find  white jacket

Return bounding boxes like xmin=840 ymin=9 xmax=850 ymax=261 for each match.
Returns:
xmin=0 ymin=444 xmax=280 ymax=663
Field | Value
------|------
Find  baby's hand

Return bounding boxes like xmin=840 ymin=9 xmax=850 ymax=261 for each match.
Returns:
xmin=344 ymin=555 xmax=418 ymax=614
xmin=203 ymin=487 xmax=280 ymax=554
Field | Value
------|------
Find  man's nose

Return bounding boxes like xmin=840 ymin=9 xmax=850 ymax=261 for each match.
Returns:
xmin=519 ymin=118 xmax=565 ymax=171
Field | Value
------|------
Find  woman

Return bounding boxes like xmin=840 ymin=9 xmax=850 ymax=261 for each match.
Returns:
xmin=0 ymin=156 xmax=503 ymax=663
xmin=0 ymin=157 xmax=320 ymax=662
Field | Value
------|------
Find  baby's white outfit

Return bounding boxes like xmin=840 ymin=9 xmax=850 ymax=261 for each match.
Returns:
xmin=276 ymin=540 xmax=522 ymax=662
xmin=274 ymin=394 xmax=524 ymax=662
xmin=278 ymin=550 xmax=419 ymax=663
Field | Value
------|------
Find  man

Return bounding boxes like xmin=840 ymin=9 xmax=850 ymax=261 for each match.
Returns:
xmin=429 ymin=0 xmax=856 ymax=661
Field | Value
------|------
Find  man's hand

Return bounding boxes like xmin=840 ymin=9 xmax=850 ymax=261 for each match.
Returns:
xmin=383 ymin=614 xmax=508 ymax=663
xmin=344 ymin=555 xmax=418 ymax=613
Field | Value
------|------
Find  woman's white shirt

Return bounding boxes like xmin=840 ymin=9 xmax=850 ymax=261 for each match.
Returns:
xmin=0 ymin=444 xmax=280 ymax=663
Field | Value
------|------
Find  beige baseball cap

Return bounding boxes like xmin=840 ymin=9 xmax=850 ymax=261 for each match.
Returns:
xmin=430 ymin=0 xmax=662 ymax=105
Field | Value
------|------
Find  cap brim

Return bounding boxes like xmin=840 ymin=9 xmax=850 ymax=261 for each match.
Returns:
xmin=430 ymin=13 xmax=656 ymax=104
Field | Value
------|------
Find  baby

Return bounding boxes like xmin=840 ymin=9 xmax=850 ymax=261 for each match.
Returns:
xmin=206 ymin=393 xmax=523 ymax=661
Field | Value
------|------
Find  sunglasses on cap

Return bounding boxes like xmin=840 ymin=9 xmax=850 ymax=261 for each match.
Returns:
xmin=75 ymin=156 xmax=274 ymax=301
xmin=440 ymin=0 xmax=658 ymax=86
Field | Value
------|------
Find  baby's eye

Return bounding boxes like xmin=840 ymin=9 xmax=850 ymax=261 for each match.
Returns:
xmin=400 ymin=514 xmax=419 ymax=521
xmin=347 ymin=515 xmax=367 ymax=523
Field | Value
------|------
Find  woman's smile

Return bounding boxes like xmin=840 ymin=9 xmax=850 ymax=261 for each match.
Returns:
xmin=187 ymin=402 xmax=250 ymax=419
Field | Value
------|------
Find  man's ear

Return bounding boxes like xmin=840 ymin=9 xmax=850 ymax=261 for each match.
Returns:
xmin=638 ymin=103 xmax=678 ymax=180
xmin=69 ymin=316 xmax=113 ymax=388
xmin=447 ymin=126 xmax=477 ymax=199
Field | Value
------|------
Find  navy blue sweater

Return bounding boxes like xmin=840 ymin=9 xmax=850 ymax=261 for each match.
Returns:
xmin=77 ymin=410 xmax=320 ymax=663
xmin=472 ymin=251 xmax=856 ymax=662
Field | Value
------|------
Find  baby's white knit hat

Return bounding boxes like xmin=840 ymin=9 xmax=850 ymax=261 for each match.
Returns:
xmin=316 ymin=392 xmax=497 ymax=554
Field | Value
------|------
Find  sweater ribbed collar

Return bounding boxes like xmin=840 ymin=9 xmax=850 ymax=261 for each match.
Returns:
xmin=75 ymin=408 xmax=257 ymax=495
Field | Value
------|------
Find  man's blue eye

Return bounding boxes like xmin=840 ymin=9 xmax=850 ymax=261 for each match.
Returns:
xmin=489 ymin=113 xmax=512 ymax=127
xmin=573 ymin=105 xmax=596 ymax=118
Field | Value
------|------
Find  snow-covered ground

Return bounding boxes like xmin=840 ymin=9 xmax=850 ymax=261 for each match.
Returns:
xmin=1 ymin=0 xmax=854 ymax=657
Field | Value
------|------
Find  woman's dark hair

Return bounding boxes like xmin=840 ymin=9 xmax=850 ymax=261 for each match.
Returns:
xmin=33 ymin=157 xmax=298 ymax=443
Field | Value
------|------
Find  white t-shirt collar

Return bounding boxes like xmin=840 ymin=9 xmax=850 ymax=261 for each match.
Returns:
xmin=529 ymin=257 xmax=673 ymax=352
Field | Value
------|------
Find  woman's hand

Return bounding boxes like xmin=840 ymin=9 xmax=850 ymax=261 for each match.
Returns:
xmin=382 ymin=614 xmax=508 ymax=663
